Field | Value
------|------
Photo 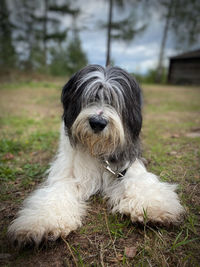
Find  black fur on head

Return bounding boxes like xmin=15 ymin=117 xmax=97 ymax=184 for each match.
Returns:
xmin=61 ymin=64 xmax=142 ymax=165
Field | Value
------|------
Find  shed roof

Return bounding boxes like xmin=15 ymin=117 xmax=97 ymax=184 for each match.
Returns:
xmin=170 ymin=49 xmax=200 ymax=59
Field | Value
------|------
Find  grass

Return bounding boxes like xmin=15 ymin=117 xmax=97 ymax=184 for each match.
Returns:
xmin=0 ymin=79 xmax=200 ymax=266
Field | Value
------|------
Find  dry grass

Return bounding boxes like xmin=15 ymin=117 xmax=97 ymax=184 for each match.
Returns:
xmin=0 ymin=79 xmax=200 ymax=266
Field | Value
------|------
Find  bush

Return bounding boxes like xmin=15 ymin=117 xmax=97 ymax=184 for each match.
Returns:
xmin=132 ymin=67 xmax=168 ymax=84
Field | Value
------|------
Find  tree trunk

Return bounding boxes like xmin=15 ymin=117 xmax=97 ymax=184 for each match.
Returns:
xmin=0 ymin=0 xmax=16 ymax=68
xmin=106 ymin=0 xmax=113 ymax=67
xmin=156 ymin=0 xmax=173 ymax=83
xmin=43 ymin=0 xmax=48 ymax=66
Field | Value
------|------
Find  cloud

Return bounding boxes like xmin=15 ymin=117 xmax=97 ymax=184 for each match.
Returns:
xmin=73 ymin=1 xmax=183 ymax=73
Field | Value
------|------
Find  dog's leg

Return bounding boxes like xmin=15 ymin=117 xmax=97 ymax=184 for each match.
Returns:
xmin=8 ymin=125 xmax=102 ymax=246
xmin=8 ymin=178 xmax=87 ymax=246
xmin=104 ymin=159 xmax=184 ymax=224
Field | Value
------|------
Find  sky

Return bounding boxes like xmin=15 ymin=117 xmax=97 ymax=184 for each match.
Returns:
xmin=8 ymin=0 xmax=199 ymax=74
xmin=62 ymin=0 xmax=178 ymax=74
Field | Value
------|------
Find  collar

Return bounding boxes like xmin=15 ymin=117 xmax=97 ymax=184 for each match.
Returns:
xmin=103 ymin=160 xmax=128 ymax=178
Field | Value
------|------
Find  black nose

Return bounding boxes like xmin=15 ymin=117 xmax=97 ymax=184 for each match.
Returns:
xmin=89 ymin=116 xmax=108 ymax=132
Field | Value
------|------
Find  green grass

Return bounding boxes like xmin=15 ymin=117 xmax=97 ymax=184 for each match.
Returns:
xmin=0 ymin=80 xmax=200 ymax=266
xmin=0 ymin=80 xmax=60 ymax=90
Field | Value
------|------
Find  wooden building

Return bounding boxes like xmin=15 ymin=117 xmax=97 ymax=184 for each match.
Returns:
xmin=168 ymin=49 xmax=200 ymax=85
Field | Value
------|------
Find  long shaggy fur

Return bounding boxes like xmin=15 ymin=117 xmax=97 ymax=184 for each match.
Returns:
xmin=8 ymin=65 xmax=184 ymax=246
xmin=71 ymin=105 xmax=125 ymax=157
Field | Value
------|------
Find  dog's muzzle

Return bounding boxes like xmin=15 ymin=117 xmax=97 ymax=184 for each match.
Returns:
xmin=89 ymin=116 xmax=108 ymax=133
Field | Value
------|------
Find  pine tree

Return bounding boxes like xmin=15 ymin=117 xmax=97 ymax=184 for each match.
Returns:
xmin=12 ymin=0 xmax=79 ymax=70
xmin=49 ymin=13 xmax=88 ymax=76
xmin=35 ymin=0 xmax=79 ymax=67
xmin=0 ymin=0 xmax=16 ymax=70
xmin=105 ymin=0 xmax=147 ymax=66
xmin=13 ymin=0 xmax=43 ymax=70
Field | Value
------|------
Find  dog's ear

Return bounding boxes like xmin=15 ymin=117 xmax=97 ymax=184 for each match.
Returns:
xmin=61 ymin=65 xmax=104 ymax=129
xmin=110 ymin=67 xmax=142 ymax=139
xmin=61 ymin=72 xmax=82 ymax=129
xmin=123 ymin=73 xmax=142 ymax=138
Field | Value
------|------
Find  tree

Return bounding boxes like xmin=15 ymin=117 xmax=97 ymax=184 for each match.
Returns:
xmin=106 ymin=0 xmax=113 ymax=66
xmin=13 ymin=0 xmax=44 ymax=70
xmin=0 ymin=0 xmax=16 ymax=70
xmin=11 ymin=0 xmax=79 ymax=70
xmin=155 ymin=0 xmax=200 ymax=82
xmin=49 ymin=13 xmax=88 ymax=76
xmin=155 ymin=0 xmax=173 ymax=83
xmin=66 ymin=37 xmax=88 ymax=75
xmin=171 ymin=0 xmax=200 ymax=49
xmin=105 ymin=0 xmax=147 ymax=66
xmin=40 ymin=0 xmax=79 ymax=66
xmin=49 ymin=37 xmax=88 ymax=76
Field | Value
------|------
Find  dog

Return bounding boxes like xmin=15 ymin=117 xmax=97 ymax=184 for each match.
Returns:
xmin=8 ymin=65 xmax=184 ymax=246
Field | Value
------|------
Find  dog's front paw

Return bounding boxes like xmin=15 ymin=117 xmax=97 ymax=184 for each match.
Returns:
xmin=130 ymin=205 xmax=184 ymax=225
xmin=111 ymin=182 xmax=184 ymax=225
xmin=129 ymin=186 xmax=185 ymax=225
xmin=8 ymin=216 xmax=73 ymax=246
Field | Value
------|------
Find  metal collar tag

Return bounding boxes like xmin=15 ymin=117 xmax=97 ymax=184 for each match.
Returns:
xmin=103 ymin=160 xmax=127 ymax=178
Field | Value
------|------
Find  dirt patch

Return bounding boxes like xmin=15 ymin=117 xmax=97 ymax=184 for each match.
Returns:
xmin=0 ymin=87 xmax=62 ymax=119
xmin=1 ymin=196 xmax=143 ymax=267
xmin=185 ymin=128 xmax=200 ymax=138
xmin=30 ymin=150 xmax=54 ymax=165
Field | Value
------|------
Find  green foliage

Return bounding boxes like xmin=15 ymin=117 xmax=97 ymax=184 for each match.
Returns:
xmin=28 ymin=131 xmax=59 ymax=151
xmin=170 ymin=0 xmax=200 ymax=49
xmin=170 ymin=229 xmax=199 ymax=252
xmin=23 ymin=163 xmax=48 ymax=180
xmin=49 ymin=4 xmax=80 ymax=16
xmin=111 ymin=11 xmax=147 ymax=43
xmin=146 ymin=0 xmax=200 ymax=83
xmin=65 ymin=37 xmax=88 ymax=75
xmin=103 ymin=0 xmax=148 ymax=64
xmin=0 ymin=0 xmax=86 ymax=74
xmin=0 ymin=138 xmax=26 ymax=154
xmin=133 ymin=67 xmax=168 ymax=84
xmin=0 ymin=165 xmax=19 ymax=181
xmin=0 ymin=0 xmax=16 ymax=69
xmin=49 ymin=47 xmax=69 ymax=76
xmin=49 ymin=37 xmax=88 ymax=76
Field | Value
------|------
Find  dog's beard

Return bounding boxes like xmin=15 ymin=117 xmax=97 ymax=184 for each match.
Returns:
xmin=71 ymin=106 xmax=125 ymax=157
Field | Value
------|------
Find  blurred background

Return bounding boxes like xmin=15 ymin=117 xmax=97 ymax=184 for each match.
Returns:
xmin=1 ymin=0 xmax=200 ymax=83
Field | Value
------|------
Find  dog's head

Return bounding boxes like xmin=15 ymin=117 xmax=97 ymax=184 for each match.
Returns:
xmin=61 ymin=64 xmax=142 ymax=161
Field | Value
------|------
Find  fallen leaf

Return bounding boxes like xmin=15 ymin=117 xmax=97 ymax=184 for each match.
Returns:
xmin=171 ymin=134 xmax=180 ymax=138
xmin=124 ymin=246 xmax=137 ymax=258
xmin=3 ymin=153 xmax=14 ymax=160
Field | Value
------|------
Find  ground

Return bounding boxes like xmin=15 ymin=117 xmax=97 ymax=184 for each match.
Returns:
xmin=0 ymin=77 xmax=200 ymax=266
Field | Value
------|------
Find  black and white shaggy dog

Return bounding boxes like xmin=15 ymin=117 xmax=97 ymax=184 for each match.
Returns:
xmin=8 ymin=65 xmax=184 ymax=245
